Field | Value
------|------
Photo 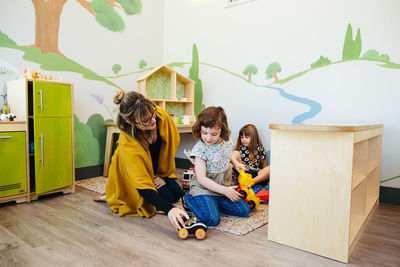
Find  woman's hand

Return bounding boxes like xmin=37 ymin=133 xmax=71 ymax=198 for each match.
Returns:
xmin=224 ymin=186 xmax=242 ymax=202
xmin=154 ymin=176 xmax=166 ymax=189
xmin=167 ymin=208 xmax=190 ymax=229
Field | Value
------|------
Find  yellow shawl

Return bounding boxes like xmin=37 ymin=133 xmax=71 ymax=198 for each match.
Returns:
xmin=106 ymin=106 xmax=180 ymax=217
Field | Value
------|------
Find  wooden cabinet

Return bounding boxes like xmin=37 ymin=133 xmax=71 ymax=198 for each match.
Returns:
xmin=0 ymin=123 xmax=28 ymax=203
xmin=267 ymin=124 xmax=383 ymax=263
xmin=137 ymin=64 xmax=195 ymax=131
xmin=5 ymin=79 xmax=75 ymax=202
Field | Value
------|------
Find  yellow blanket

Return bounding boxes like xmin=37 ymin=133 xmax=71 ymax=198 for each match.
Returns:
xmin=106 ymin=106 xmax=180 ymax=217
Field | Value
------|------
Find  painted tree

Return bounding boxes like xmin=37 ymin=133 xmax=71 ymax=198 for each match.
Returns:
xmin=243 ymin=64 xmax=258 ymax=81
xmin=310 ymin=56 xmax=331 ymax=69
xmin=362 ymin=50 xmax=390 ymax=61
xmin=266 ymin=62 xmax=282 ymax=82
xmin=342 ymin=23 xmax=362 ymax=60
xmin=30 ymin=0 xmax=142 ymax=55
xmin=112 ymin=64 xmax=121 ymax=76
xmin=138 ymin=59 xmax=147 ymax=69
xmin=189 ymin=44 xmax=205 ymax=116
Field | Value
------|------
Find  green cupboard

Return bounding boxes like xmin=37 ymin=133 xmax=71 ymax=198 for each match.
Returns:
xmin=2 ymin=78 xmax=75 ymax=204
xmin=0 ymin=130 xmax=27 ymax=199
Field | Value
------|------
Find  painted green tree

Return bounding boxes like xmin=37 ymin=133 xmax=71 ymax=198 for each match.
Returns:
xmin=362 ymin=50 xmax=390 ymax=61
xmin=266 ymin=62 xmax=282 ymax=82
xmin=342 ymin=23 xmax=362 ymax=60
xmin=112 ymin=64 xmax=121 ymax=76
xmin=189 ymin=44 xmax=205 ymax=117
xmin=138 ymin=59 xmax=147 ymax=69
xmin=311 ymin=56 xmax=331 ymax=69
xmin=243 ymin=64 xmax=258 ymax=81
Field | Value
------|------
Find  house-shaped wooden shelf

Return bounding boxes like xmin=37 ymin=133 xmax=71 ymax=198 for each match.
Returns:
xmin=137 ymin=65 xmax=195 ymax=123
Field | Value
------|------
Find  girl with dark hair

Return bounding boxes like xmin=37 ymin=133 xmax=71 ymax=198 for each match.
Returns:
xmin=231 ymin=124 xmax=270 ymax=185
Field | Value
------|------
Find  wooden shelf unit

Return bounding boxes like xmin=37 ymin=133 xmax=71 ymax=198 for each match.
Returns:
xmin=267 ymin=124 xmax=383 ymax=263
xmin=137 ymin=65 xmax=195 ymax=125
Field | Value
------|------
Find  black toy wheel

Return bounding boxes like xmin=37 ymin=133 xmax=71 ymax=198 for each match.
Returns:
xmin=239 ymin=190 xmax=247 ymax=199
xmin=248 ymin=200 xmax=256 ymax=209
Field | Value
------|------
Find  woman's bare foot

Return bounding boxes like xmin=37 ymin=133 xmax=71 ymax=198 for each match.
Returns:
xmin=93 ymin=193 xmax=106 ymax=202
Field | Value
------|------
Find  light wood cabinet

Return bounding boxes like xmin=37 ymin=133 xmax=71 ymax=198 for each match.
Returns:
xmin=4 ymin=78 xmax=75 ymax=203
xmin=267 ymin=124 xmax=383 ymax=263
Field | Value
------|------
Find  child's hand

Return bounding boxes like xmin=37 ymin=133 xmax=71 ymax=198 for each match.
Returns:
xmin=235 ymin=163 xmax=246 ymax=172
xmin=224 ymin=186 xmax=242 ymax=202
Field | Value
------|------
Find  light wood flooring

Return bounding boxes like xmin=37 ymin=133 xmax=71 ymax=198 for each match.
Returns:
xmin=1 ymin=187 xmax=399 ymax=267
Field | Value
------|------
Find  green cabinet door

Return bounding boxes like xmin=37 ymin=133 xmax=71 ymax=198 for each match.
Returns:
xmin=34 ymin=118 xmax=72 ymax=194
xmin=0 ymin=132 xmax=27 ymax=197
xmin=33 ymin=82 xmax=72 ymax=117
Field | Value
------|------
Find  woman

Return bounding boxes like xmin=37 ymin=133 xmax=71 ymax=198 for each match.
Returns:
xmin=96 ymin=91 xmax=189 ymax=229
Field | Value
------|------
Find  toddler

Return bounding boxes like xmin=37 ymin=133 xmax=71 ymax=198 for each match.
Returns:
xmin=231 ymin=124 xmax=270 ymax=185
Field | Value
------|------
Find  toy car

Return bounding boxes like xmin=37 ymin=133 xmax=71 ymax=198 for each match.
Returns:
xmin=178 ymin=217 xmax=207 ymax=240
xmin=182 ymin=167 xmax=194 ymax=193
xmin=236 ymin=170 xmax=260 ymax=210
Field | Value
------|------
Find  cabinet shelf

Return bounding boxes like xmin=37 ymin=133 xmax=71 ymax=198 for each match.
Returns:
xmin=352 ymin=164 xmax=378 ymax=190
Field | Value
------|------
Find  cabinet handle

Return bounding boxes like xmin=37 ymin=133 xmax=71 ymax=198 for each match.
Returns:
xmin=40 ymin=133 xmax=44 ymax=165
xmin=39 ymin=89 xmax=43 ymax=110
xmin=0 ymin=136 xmax=12 ymax=139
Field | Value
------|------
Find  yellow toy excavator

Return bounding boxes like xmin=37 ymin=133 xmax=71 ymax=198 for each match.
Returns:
xmin=236 ymin=170 xmax=260 ymax=210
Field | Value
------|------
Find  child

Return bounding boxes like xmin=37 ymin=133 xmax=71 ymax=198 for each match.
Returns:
xmin=231 ymin=124 xmax=270 ymax=185
xmin=183 ymin=106 xmax=250 ymax=226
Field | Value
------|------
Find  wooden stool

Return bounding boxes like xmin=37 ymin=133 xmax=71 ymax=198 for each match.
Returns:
xmin=103 ymin=122 xmax=120 ymax=177
xmin=102 ymin=122 xmax=193 ymax=177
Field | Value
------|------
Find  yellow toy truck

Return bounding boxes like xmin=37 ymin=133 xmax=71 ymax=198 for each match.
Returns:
xmin=236 ymin=170 xmax=260 ymax=210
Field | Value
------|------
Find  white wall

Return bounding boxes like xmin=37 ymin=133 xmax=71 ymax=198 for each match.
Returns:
xmin=0 ymin=0 xmax=164 ymax=123
xmin=164 ymin=0 xmax=400 ymax=188
xmin=1 ymin=0 xmax=399 ymax=188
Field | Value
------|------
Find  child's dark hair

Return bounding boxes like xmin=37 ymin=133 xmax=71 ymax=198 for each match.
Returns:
xmin=235 ymin=124 xmax=264 ymax=161
xmin=192 ymin=106 xmax=231 ymax=141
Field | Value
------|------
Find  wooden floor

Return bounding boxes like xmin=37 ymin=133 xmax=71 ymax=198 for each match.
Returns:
xmin=1 ymin=187 xmax=399 ymax=267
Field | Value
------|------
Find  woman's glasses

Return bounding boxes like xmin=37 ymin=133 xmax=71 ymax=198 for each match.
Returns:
xmin=135 ymin=107 xmax=157 ymax=127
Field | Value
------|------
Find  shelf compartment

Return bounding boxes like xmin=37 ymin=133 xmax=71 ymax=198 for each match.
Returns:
xmin=366 ymin=167 xmax=380 ymax=214
xmin=349 ymin=178 xmax=367 ymax=246
xmin=367 ymin=135 xmax=382 ymax=167
xmin=352 ymin=140 xmax=368 ymax=189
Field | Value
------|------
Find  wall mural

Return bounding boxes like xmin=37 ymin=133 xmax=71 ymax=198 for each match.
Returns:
xmin=0 ymin=1 xmax=399 ymax=184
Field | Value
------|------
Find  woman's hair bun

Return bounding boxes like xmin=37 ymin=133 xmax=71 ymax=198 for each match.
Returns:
xmin=114 ymin=90 xmax=125 ymax=105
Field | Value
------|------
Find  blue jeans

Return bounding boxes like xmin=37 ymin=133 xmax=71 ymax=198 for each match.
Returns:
xmin=158 ymin=178 xmax=183 ymax=204
xmin=183 ymin=194 xmax=250 ymax=226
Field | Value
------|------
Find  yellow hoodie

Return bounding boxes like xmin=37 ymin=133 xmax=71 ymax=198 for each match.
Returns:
xmin=106 ymin=106 xmax=180 ymax=217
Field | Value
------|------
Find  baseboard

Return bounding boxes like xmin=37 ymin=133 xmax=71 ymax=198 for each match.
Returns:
xmin=75 ymin=165 xmax=103 ymax=181
xmin=380 ymin=186 xmax=400 ymax=205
